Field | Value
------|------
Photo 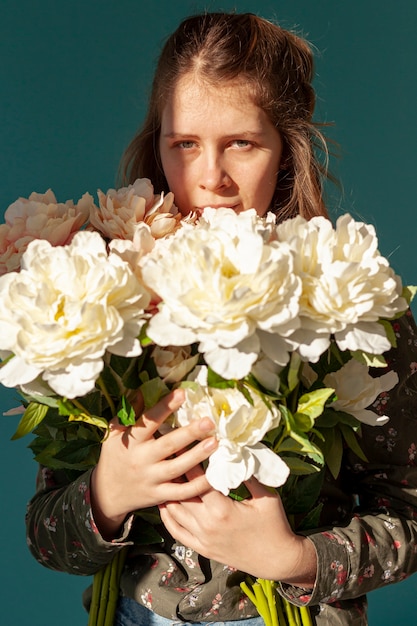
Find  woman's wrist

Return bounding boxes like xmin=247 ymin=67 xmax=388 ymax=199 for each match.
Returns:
xmin=279 ymin=535 xmax=317 ymax=589
xmin=90 ymin=467 xmax=127 ymax=541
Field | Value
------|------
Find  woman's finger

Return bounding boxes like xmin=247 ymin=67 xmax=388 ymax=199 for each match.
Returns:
xmin=243 ymin=477 xmax=275 ymax=499
xmin=158 ymin=434 xmax=217 ymax=481
xmin=130 ymin=389 xmax=185 ymax=437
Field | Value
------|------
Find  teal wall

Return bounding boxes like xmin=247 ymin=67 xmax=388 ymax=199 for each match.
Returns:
xmin=1 ymin=1 xmax=416 ymax=624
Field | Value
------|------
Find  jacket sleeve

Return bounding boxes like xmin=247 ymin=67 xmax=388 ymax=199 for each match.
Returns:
xmin=279 ymin=309 xmax=417 ymax=606
xmin=26 ymin=466 xmax=133 ymax=576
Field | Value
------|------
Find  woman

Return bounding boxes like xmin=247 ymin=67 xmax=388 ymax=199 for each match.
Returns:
xmin=26 ymin=12 xmax=417 ymax=626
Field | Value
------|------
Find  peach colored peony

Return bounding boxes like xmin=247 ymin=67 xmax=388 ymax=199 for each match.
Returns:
xmin=0 ymin=190 xmax=92 ymax=275
xmin=90 ymin=178 xmax=190 ymax=241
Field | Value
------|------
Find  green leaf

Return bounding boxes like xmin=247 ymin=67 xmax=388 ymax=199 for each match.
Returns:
xmin=402 ymin=285 xmax=417 ymax=305
xmin=282 ymin=471 xmax=325 ymax=515
xmin=99 ymin=363 xmax=123 ymax=397
xmin=351 ymin=350 xmax=387 ymax=368
xmin=297 ymin=502 xmax=324 ymax=531
xmin=340 ymin=423 xmax=368 ymax=462
xmin=109 ymin=353 xmax=131 ymax=377
xmin=138 ymin=323 xmax=154 ymax=347
xmin=68 ymin=413 xmax=109 ymax=430
xmin=277 ymin=403 xmax=292 ymax=429
xmin=281 ymin=457 xmax=321 ymax=475
xmin=287 ymin=352 xmax=302 ymax=392
xmin=229 ymin=483 xmax=251 ymax=501
xmin=278 ymin=433 xmax=323 ymax=461
xmin=140 ymin=377 xmax=169 ymax=410
xmin=207 ymin=368 xmax=237 ymax=389
xmin=11 ymin=402 xmax=49 ymax=440
xmin=117 ymin=396 xmax=136 ymax=427
xmin=44 ymin=439 xmax=100 ymax=469
xmin=33 ymin=440 xmax=68 ymax=465
xmin=292 ymin=411 xmax=315 ymax=432
xmin=110 ymin=349 xmax=153 ymax=390
xmin=130 ymin=518 xmax=163 ymax=545
xmin=58 ymin=398 xmax=81 ymax=416
xmin=237 ymin=382 xmax=255 ymax=406
xmin=378 ymin=319 xmax=397 ymax=348
xmin=315 ymin=407 xmax=361 ymax=430
xmin=296 ymin=387 xmax=335 ymax=424
xmin=319 ymin=427 xmax=344 ymax=479
xmin=286 ymin=427 xmax=311 ymax=448
xmin=18 ymin=391 xmax=60 ymax=408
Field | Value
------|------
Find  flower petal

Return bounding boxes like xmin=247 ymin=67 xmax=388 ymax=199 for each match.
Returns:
xmin=251 ymin=443 xmax=290 ymax=487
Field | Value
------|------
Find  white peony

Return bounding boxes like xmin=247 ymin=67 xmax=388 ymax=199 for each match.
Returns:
xmin=141 ymin=208 xmax=301 ymax=379
xmin=0 ymin=189 xmax=92 ymax=275
xmin=276 ymin=214 xmax=408 ymax=360
xmin=324 ymin=358 xmax=399 ymax=425
xmin=0 ymin=231 xmax=150 ymax=398
xmin=251 ymin=354 xmax=284 ymax=395
xmin=175 ymin=367 xmax=289 ymax=495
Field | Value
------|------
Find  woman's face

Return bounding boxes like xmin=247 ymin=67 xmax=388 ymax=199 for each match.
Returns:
xmin=159 ymin=74 xmax=283 ymax=217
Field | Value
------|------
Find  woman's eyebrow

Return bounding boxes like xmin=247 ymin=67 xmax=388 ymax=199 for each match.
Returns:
xmin=162 ymin=130 xmax=266 ymax=139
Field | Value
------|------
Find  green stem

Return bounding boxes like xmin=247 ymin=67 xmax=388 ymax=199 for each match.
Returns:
xmin=88 ymin=567 xmax=103 ymax=626
xmin=275 ymin=597 xmax=287 ymax=625
xmin=299 ymin=606 xmax=314 ymax=626
xmin=253 ymin=581 xmax=273 ymax=626
xmin=273 ymin=416 xmax=291 ymax=453
xmin=283 ymin=598 xmax=298 ymax=626
xmin=262 ymin=580 xmax=279 ymax=626
xmin=240 ymin=581 xmax=258 ymax=607
xmin=289 ymin=382 xmax=300 ymax=415
xmin=96 ymin=559 xmax=112 ymax=626
xmin=88 ymin=550 xmax=128 ymax=626
xmin=97 ymin=376 xmax=116 ymax=415
xmin=329 ymin=341 xmax=345 ymax=366
xmin=71 ymin=397 xmax=92 ymax=416
xmin=104 ymin=549 xmax=127 ymax=626
xmin=290 ymin=602 xmax=300 ymax=626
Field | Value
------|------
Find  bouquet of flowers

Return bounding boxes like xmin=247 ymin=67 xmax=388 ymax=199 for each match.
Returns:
xmin=0 ymin=179 xmax=413 ymax=626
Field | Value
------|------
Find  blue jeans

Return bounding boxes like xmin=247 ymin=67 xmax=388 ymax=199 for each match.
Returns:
xmin=115 ymin=597 xmax=265 ymax=626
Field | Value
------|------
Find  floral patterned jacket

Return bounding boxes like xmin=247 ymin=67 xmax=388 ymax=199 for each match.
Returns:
xmin=26 ymin=310 xmax=417 ymax=625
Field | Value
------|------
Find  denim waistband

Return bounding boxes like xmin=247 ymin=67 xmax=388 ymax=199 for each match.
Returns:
xmin=114 ymin=597 xmax=265 ymax=626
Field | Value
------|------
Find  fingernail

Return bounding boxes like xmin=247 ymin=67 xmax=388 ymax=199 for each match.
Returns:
xmin=199 ymin=417 xmax=215 ymax=432
xmin=168 ymin=388 xmax=185 ymax=407
xmin=203 ymin=436 xmax=217 ymax=451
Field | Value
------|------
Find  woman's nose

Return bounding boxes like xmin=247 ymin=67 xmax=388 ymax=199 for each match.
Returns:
xmin=198 ymin=153 xmax=231 ymax=191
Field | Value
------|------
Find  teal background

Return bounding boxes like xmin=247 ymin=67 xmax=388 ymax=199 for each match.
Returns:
xmin=1 ymin=1 xmax=416 ymax=624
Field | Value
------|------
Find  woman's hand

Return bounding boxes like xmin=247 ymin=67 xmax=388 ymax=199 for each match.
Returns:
xmin=90 ymin=389 xmax=218 ymax=539
xmin=159 ymin=468 xmax=317 ymax=587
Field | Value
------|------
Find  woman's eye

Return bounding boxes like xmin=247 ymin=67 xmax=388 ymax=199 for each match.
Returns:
xmin=176 ymin=140 xmax=196 ymax=149
xmin=231 ymin=139 xmax=252 ymax=148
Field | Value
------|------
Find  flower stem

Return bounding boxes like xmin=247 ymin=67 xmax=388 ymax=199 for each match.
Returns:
xmin=262 ymin=579 xmax=279 ymax=626
xmin=240 ymin=581 xmax=257 ymax=606
xmin=299 ymin=606 xmax=314 ymax=626
xmin=88 ymin=567 xmax=103 ymax=626
xmin=97 ymin=376 xmax=116 ymax=415
xmin=97 ymin=558 xmax=112 ymax=625
xmin=71 ymin=397 xmax=92 ymax=416
xmin=88 ymin=549 xmax=127 ymax=626
xmin=104 ymin=549 xmax=127 ymax=626
xmin=241 ymin=578 xmax=313 ymax=626
xmin=275 ymin=599 xmax=287 ymax=625
xmin=283 ymin=598 xmax=298 ymax=626
xmin=253 ymin=581 xmax=273 ymax=626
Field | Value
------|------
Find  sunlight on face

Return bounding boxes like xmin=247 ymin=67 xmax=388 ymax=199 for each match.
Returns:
xmin=159 ymin=74 xmax=283 ymax=216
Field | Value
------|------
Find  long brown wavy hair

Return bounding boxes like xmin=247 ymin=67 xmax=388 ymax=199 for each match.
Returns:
xmin=121 ymin=12 xmax=330 ymax=221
